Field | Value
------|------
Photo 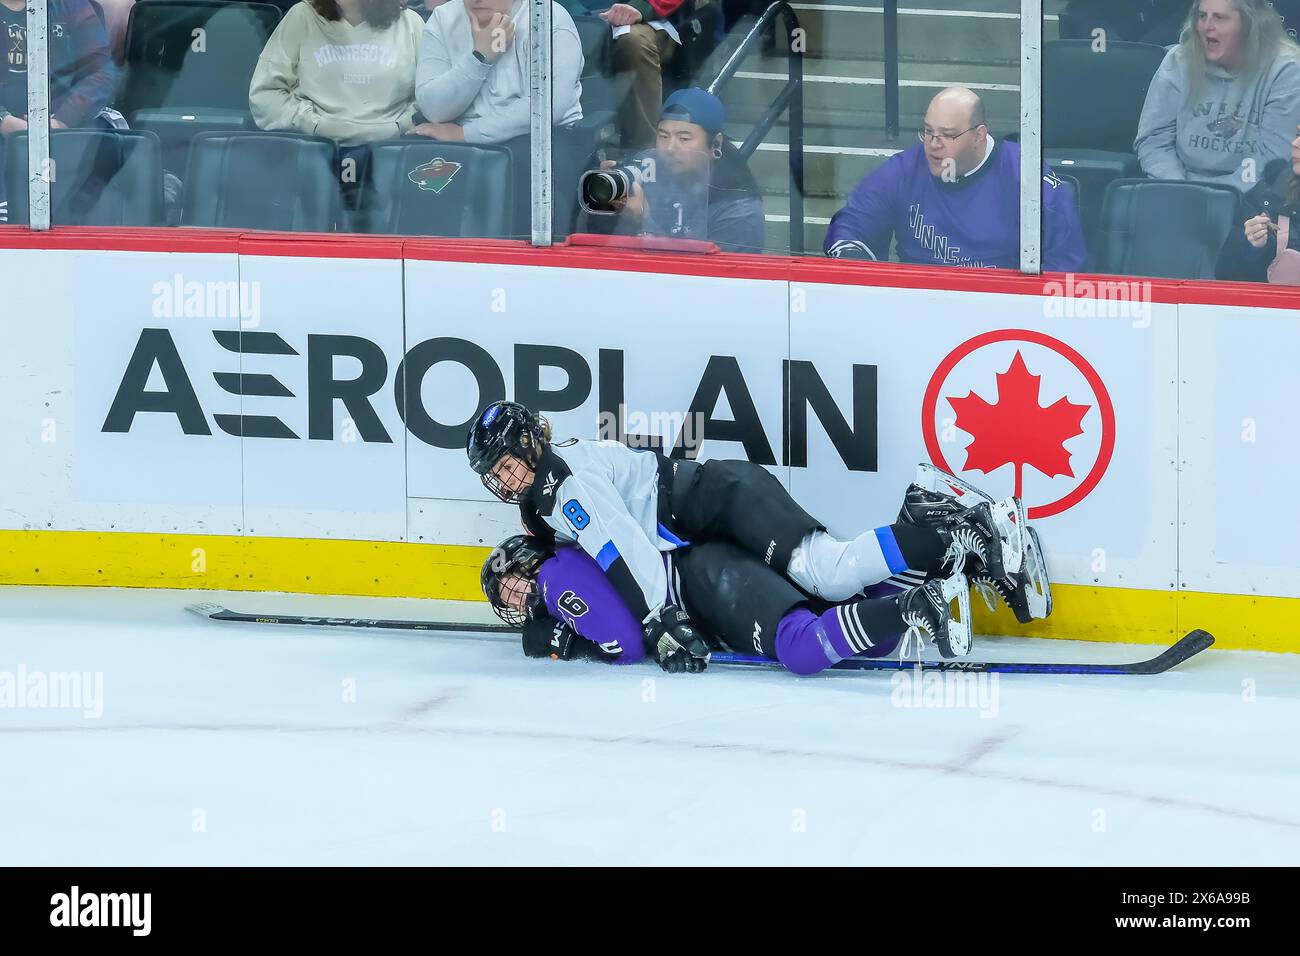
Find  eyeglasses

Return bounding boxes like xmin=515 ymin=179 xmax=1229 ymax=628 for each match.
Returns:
xmin=917 ymin=126 xmax=982 ymax=144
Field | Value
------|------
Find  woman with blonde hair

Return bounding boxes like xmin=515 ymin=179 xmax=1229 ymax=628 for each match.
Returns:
xmin=1135 ymin=0 xmax=1300 ymax=190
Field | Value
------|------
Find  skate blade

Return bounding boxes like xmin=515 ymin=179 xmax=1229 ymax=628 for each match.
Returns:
xmin=938 ymin=572 xmax=974 ymax=658
xmin=1024 ymin=526 xmax=1052 ymax=620
xmin=991 ymin=496 xmax=1027 ymax=578
xmin=914 ymin=462 xmax=996 ymax=508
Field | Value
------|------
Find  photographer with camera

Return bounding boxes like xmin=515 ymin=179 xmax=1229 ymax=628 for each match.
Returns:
xmin=1217 ymin=125 xmax=1300 ymax=282
xmin=578 ymin=88 xmax=764 ymax=253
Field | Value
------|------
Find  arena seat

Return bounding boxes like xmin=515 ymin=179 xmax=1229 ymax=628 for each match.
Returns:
xmin=182 ymin=130 xmax=339 ymax=231
xmin=492 ymin=123 xmax=613 ymax=238
xmin=1044 ymin=39 xmax=1169 ymax=254
xmin=356 ymin=140 xmax=515 ymax=237
xmin=1095 ymin=178 xmax=1241 ymax=280
xmin=4 ymin=129 xmax=164 ymax=226
xmin=1049 ymin=170 xmax=1086 ymax=267
xmin=119 ymin=1 xmax=283 ymax=173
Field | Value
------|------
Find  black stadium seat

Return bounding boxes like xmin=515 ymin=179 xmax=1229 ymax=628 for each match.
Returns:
xmin=1044 ymin=39 xmax=1169 ymax=252
xmin=356 ymin=140 xmax=515 ymax=237
xmin=4 ymin=129 xmax=164 ymax=226
xmin=182 ymin=130 xmax=339 ymax=231
xmin=1095 ymin=179 xmax=1241 ymax=279
xmin=119 ymin=1 xmax=283 ymax=172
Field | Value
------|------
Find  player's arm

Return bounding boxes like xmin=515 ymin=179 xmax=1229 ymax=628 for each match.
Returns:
xmin=520 ymin=614 xmax=624 ymax=663
xmin=544 ymin=472 xmax=668 ymax=625
xmin=538 ymin=549 xmax=649 ymax=664
xmin=542 ymin=478 xmax=707 ymax=673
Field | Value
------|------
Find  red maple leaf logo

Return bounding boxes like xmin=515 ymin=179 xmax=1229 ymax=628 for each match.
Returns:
xmin=948 ymin=351 xmax=1090 ymax=499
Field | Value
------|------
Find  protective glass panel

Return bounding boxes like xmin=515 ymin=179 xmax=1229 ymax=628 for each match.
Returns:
xmin=14 ymin=0 xmax=536 ymax=238
xmin=553 ymin=0 xmax=1028 ymax=261
xmin=1045 ymin=0 xmax=1300 ymax=282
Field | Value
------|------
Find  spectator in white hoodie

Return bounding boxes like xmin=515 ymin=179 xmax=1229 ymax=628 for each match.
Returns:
xmin=414 ymin=0 xmax=583 ymax=143
xmin=249 ymin=0 xmax=426 ymax=145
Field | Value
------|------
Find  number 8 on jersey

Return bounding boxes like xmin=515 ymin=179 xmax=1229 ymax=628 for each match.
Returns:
xmin=562 ymin=499 xmax=590 ymax=532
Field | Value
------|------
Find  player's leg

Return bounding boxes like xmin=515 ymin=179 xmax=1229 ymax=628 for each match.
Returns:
xmin=675 ymin=540 xmax=974 ymax=669
xmin=774 ymin=571 xmax=974 ymax=671
xmin=900 ymin=465 xmax=1048 ymax=622
xmin=672 ymin=540 xmax=809 ymax=658
xmin=785 ymin=521 xmax=951 ymax=601
xmin=669 ymin=458 xmax=941 ymax=597
xmin=785 ymin=471 xmax=1025 ymax=602
xmin=669 ymin=459 xmax=823 ymax=572
xmin=670 ymin=458 xmax=1012 ymax=602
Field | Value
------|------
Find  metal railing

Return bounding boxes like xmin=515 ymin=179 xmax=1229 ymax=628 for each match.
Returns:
xmin=706 ymin=1 xmax=805 ymax=254
xmin=884 ymin=0 xmax=900 ymax=140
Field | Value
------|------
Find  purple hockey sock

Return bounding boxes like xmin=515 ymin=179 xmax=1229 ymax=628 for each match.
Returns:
xmin=774 ymin=597 xmax=905 ymax=676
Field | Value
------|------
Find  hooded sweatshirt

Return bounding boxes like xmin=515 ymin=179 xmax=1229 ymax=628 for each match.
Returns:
xmin=1135 ymin=43 xmax=1300 ymax=191
xmin=415 ymin=0 xmax=583 ymax=144
xmin=249 ymin=2 xmax=424 ymax=147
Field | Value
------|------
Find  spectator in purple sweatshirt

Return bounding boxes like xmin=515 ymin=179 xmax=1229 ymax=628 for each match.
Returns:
xmin=824 ymin=86 xmax=1087 ymax=271
xmin=0 ymin=0 xmax=116 ymax=216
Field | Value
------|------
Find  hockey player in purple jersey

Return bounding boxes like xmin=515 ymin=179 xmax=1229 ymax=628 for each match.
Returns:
xmin=483 ymin=534 xmax=951 ymax=675
xmin=823 ymin=86 xmax=1087 ymax=271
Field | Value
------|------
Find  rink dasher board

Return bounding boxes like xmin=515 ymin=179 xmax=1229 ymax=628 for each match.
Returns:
xmin=0 ymin=237 xmax=1296 ymax=653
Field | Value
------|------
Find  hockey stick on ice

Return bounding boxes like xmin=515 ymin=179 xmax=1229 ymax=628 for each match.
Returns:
xmin=186 ymin=604 xmax=1214 ymax=676
xmin=716 ymin=629 xmax=1215 ymax=675
xmin=186 ymin=602 xmax=517 ymax=635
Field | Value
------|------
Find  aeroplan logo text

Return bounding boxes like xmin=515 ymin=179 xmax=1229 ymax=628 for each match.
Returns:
xmin=101 ymin=329 xmax=879 ymax=470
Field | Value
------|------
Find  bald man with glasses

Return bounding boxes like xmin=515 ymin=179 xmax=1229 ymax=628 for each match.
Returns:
xmin=824 ymin=87 xmax=1086 ymax=271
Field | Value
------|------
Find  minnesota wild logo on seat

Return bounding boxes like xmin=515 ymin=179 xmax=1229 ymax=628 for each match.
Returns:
xmin=408 ymin=158 xmax=463 ymax=193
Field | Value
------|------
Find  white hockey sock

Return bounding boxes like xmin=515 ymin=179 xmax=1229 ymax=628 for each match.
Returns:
xmin=786 ymin=529 xmax=895 ymax=601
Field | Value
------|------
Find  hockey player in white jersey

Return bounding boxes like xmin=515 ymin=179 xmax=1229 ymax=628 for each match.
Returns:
xmin=467 ymin=401 xmax=1038 ymax=666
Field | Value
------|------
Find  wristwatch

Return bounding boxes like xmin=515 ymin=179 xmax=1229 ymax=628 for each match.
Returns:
xmin=472 ymin=49 xmax=488 ymax=63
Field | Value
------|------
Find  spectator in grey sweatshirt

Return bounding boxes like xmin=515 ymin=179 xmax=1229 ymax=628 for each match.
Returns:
xmin=1135 ymin=0 xmax=1300 ymax=192
xmin=414 ymin=0 xmax=583 ymax=143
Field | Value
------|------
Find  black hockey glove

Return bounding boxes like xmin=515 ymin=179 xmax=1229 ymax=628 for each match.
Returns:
xmin=521 ymin=615 xmax=621 ymax=663
xmin=522 ymin=615 xmax=582 ymax=660
xmin=643 ymin=605 xmax=710 ymax=674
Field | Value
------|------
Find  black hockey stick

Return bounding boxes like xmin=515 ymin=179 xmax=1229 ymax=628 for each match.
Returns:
xmin=186 ymin=603 xmax=1214 ymax=676
xmin=186 ymin=602 xmax=516 ymax=635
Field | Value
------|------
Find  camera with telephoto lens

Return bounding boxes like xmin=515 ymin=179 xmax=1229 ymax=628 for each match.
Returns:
xmin=579 ymin=162 xmax=650 ymax=213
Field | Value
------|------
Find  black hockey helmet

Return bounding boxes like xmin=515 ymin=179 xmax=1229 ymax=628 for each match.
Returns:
xmin=481 ymin=534 xmax=552 ymax=627
xmin=467 ymin=401 xmax=548 ymax=502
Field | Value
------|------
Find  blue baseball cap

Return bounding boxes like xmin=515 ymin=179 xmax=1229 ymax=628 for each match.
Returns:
xmin=660 ymin=88 xmax=726 ymax=137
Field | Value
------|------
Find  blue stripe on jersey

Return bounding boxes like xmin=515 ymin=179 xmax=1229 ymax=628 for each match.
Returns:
xmin=656 ymin=523 xmax=691 ymax=547
xmin=874 ymin=526 xmax=909 ymax=575
xmin=595 ymin=540 xmax=621 ymax=571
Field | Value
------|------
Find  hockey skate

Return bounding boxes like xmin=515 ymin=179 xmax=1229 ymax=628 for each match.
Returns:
xmin=897 ymin=572 xmax=973 ymax=659
xmin=902 ymin=464 xmax=1028 ymax=607
xmin=971 ymin=525 xmax=1052 ymax=624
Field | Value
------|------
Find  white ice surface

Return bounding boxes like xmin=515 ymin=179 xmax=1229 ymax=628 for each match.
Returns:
xmin=1 ymin=586 xmax=1297 ymax=866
